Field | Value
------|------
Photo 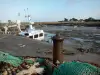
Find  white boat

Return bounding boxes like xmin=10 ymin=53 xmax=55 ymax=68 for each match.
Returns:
xmin=19 ymin=25 xmax=44 ymax=41
xmin=18 ymin=9 xmax=45 ymax=41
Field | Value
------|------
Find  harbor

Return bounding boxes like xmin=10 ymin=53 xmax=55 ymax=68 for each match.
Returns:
xmin=0 ymin=25 xmax=100 ymax=65
xmin=0 ymin=32 xmax=100 ymax=75
xmin=0 ymin=0 xmax=100 ymax=74
xmin=0 ymin=23 xmax=100 ymax=75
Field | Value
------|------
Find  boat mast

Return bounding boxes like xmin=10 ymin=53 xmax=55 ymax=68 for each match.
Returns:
xmin=24 ymin=8 xmax=31 ymax=23
xmin=17 ymin=12 xmax=21 ymax=32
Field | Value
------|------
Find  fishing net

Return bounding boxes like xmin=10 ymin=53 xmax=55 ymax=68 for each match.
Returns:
xmin=53 ymin=61 xmax=100 ymax=75
xmin=0 ymin=51 xmax=23 ymax=67
xmin=36 ymin=58 xmax=45 ymax=64
xmin=24 ymin=59 xmax=34 ymax=64
xmin=36 ymin=58 xmax=52 ymax=75
xmin=45 ymin=62 xmax=52 ymax=75
xmin=0 ymin=51 xmax=100 ymax=75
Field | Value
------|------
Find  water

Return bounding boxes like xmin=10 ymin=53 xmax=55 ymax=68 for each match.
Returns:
xmin=41 ymin=25 xmax=99 ymax=32
xmin=44 ymin=32 xmax=76 ymax=45
xmin=41 ymin=25 xmax=100 ymax=50
xmin=42 ymin=25 xmax=99 ymax=40
xmin=71 ymin=37 xmax=84 ymax=42
xmin=44 ymin=32 xmax=55 ymax=43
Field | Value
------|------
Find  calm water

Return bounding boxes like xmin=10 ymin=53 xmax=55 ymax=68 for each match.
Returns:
xmin=41 ymin=26 xmax=99 ymax=31
xmin=44 ymin=32 xmax=55 ymax=43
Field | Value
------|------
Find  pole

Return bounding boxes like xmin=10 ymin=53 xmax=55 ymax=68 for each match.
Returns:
xmin=52 ymin=33 xmax=64 ymax=66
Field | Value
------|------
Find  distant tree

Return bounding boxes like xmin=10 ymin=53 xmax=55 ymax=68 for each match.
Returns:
xmin=64 ymin=18 xmax=68 ymax=22
xmin=79 ymin=19 xmax=84 ymax=22
xmin=8 ymin=20 xmax=12 ymax=25
xmin=88 ymin=17 xmax=95 ymax=20
xmin=0 ymin=20 xmax=1 ymax=23
xmin=84 ymin=17 xmax=95 ymax=22
xmin=0 ymin=20 xmax=1 ymax=26
xmin=58 ymin=21 xmax=63 ymax=22
xmin=70 ymin=18 xmax=78 ymax=21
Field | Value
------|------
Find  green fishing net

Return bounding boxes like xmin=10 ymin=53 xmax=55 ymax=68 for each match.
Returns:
xmin=36 ymin=58 xmax=45 ymax=64
xmin=36 ymin=58 xmax=52 ymax=75
xmin=24 ymin=59 xmax=34 ymax=64
xmin=0 ymin=51 xmax=100 ymax=75
xmin=0 ymin=51 xmax=23 ymax=67
xmin=53 ymin=61 xmax=100 ymax=75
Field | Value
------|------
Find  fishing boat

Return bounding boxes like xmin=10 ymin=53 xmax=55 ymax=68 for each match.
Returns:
xmin=19 ymin=25 xmax=44 ymax=41
xmin=18 ymin=8 xmax=45 ymax=41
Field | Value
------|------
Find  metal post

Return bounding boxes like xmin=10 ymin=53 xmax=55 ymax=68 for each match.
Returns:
xmin=52 ymin=33 xmax=64 ymax=65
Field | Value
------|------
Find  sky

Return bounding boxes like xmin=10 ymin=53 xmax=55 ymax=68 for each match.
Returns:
xmin=0 ymin=0 xmax=100 ymax=22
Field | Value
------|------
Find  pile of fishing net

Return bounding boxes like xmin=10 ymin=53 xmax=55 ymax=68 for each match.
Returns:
xmin=53 ymin=61 xmax=100 ymax=75
xmin=0 ymin=51 xmax=100 ymax=75
xmin=0 ymin=51 xmax=23 ymax=67
xmin=0 ymin=51 xmax=46 ymax=75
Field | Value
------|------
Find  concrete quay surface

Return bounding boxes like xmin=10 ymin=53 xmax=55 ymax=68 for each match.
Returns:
xmin=0 ymin=34 xmax=52 ymax=57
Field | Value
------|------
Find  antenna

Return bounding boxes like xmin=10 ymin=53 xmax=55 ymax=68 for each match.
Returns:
xmin=18 ymin=12 xmax=20 ymax=16
xmin=24 ymin=9 xmax=27 ymax=18
xmin=24 ymin=8 xmax=32 ymax=23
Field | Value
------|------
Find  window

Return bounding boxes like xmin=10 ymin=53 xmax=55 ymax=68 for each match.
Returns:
xmin=39 ymin=33 xmax=43 ymax=37
xmin=29 ymin=36 xmax=33 ymax=38
xmin=34 ymin=34 xmax=38 ymax=38
xmin=25 ymin=33 xmax=29 ymax=36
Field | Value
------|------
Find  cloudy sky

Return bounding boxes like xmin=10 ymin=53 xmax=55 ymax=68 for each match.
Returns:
xmin=0 ymin=0 xmax=100 ymax=22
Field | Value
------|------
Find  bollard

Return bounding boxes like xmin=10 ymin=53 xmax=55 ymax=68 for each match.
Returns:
xmin=52 ymin=33 xmax=64 ymax=66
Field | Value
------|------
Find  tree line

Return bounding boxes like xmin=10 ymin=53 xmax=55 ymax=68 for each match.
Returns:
xmin=62 ymin=17 xmax=100 ymax=22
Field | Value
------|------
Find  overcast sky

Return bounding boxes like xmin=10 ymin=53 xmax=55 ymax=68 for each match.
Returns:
xmin=0 ymin=0 xmax=100 ymax=22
